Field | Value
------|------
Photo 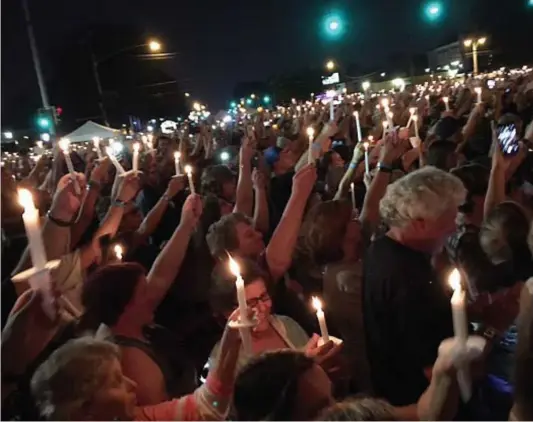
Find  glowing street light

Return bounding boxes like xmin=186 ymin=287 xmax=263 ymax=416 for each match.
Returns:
xmin=323 ymin=12 xmax=344 ymax=40
xmin=185 ymin=92 xmax=190 ymax=97
xmin=148 ymin=40 xmax=162 ymax=52
xmin=250 ymin=93 xmax=256 ymax=99
xmin=193 ymin=102 xmax=201 ymax=111
xmin=464 ymin=37 xmax=488 ymax=75
xmin=4 ymin=131 xmax=13 ymax=139
xmin=326 ymin=60 xmax=336 ymax=71
xmin=424 ymin=2 xmax=443 ymax=21
xmin=362 ymin=81 xmax=371 ymax=91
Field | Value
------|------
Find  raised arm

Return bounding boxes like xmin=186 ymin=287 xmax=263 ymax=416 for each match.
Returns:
xmin=252 ymin=168 xmax=269 ymax=234
xmin=233 ymin=137 xmax=254 ymax=217
xmin=334 ymin=144 xmax=364 ymax=200
xmin=266 ymin=164 xmax=317 ymax=281
xmin=294 ymin=122 xmax=337 ymax=172
xmin=146 ymin=193 xmax=203 ymax=308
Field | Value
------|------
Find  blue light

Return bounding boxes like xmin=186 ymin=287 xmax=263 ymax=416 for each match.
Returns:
xmin=246 ymin=98 xmax=252 ymax=105
xmin=323 ymin=12 xmax=345 ymax=40
xmin=38 ymin=118 xmax=50 ymax=128
xmin=263 ymin=95 xmax=271 ymax=103
xmin=230 ymin=101 xmax=237 ymax=108
xmin=424 ymin=2 xmax=443 ymax=21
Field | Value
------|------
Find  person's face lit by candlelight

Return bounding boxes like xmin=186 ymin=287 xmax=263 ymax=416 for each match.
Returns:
xmin=244 ymin=278 xmax=272 ymax=332
xmin=234 ymin=220 xmax=265 ymax=258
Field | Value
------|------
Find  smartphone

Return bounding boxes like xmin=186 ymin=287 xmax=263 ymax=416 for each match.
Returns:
xmin=497 ymin=123 xmax=519 ymax=156
xmin=486 ymin=79 xmax=496 ymax=90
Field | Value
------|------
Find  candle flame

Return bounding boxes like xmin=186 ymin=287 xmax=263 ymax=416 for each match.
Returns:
xmin=133 ymin=142 xmax=140 ymax=152
xmin=368 ymin=135 xmax=374 ymax=142
xmin=409 ymin=107 xmax=416 ymax=115
xmin=381 ymin=98 xmax=389 ymax=108
xmin=92 ymin=137 xmax=100 ymax=145
xmin=184 ymin=164 xmax=193 ymax=175
xmin=363 ymin=141 xmax=369 ymax=149
xmin=443 ymin=96 xmax=449 ymax=102
xmin=18 ymin=188 xmax=35 ymax=210
xmin=412 ymin=115 xmax=419 ymax=122
xmin=114 ymin=244 xmax=123 ymax=260
xmin=306 ymin=127 xmax=314 ymax=138
xmin=382 ymin=121 xmax=388 ymax=128
xmin=312 ymin=296 xmax=323 ymax=312
xmin=353 ymin=111 xmax=359 ymax=117
xmin=58 ymin=138 xmax=70 ymax=153
xmin=350 ymin=182 xmax=354 ymax=191
xmin=174 ymin=151 xmax=181 ymax=160
xmin=449 ymin=268 xmax=461 ymax=291
xmin=474 ymin=87 xmax=482 ymax=94
xmin=228 ymin=255 xmax=240 ymax=277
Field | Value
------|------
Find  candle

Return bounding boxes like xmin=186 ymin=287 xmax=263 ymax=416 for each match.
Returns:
xmin=312 ymin=297 xmax=329 ymax=342
xmin=58 ymin=138 xmax=80 ymax=195
xmin=105 ymin=147 xmax=125 ymax=175
xmin=114 ymin=244 xmax=123 ymax=261
xmin=474 ymin=87 xmax=482 ymax=104
xmin=412 ymin=115 xmax=420 ymax=139
xmin=443 ymin=97 xmax=450 ymax=111
xmin=184 ymin=165 xmax=195 ymax=194
xmin=306 ymin=127 xmax=315 ymax=165
xmin=132 ymin=142 xmax=140 ymax=173
xmin=329 ymin=99 xmax=334 ymax=121
xmin=174 ymin=151 xmax=182 ymax=176
xmin=92 ymin=137 xmax=103 ymax=159
xmin=449 ymin=268 xmax=467 ymax=342
xmin=18 ymin=189 xmax=47 ymax=270
xmin=350 ymin=182 xmax=356 ymax=211
xmin=363 ymin=142 xmax=370 ymax=175
xmin=407 ymin=107 xmax=416 ymax=127
xmin=229 ymin=256 xmax=248 ymax=322
xmin=353 ymin=111 xmax=362 ymax=143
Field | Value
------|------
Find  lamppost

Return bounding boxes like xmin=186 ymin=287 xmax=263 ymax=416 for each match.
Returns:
xmin=463 ymin=37 xmax=486 ymax=76
xmin=91 ymin=40 xmax=162 ymax=126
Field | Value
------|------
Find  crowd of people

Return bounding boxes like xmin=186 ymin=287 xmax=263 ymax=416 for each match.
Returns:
xmin=1 ymin=70 xmax=533 ymax=421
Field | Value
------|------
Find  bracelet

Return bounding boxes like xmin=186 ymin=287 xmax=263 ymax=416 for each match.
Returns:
xmin=86 ymin=180 xmax=101 ymax=191
xmin=111 ymin=199 xmax=128 ymax=208
xmin=349 ymin=162 xmax=357 ymax=170
xmin=47 ymin=211 xmax=74 ymax=227
xmin=377 ymin=162 xmax=393 ymax=173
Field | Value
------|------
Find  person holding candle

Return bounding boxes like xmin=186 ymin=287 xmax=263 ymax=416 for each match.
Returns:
xmin=76 ymin=193 xmax=203 ymax=405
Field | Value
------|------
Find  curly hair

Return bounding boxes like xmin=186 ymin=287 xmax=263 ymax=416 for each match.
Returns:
xmin=206 ymin=212 xmax=253 ymax=259
xmin=379 ymin=166 xmax=466 ymax=227
xmin=318 ymin=397 xmax=398 ymax=421
xmin=31 ymin=337 xmax=120 ymax=420
xmin=296 ymin=200 xmax=353 ymax=265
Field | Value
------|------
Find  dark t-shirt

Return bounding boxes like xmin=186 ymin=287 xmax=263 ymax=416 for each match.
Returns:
xmin=268 ymin=171 xmax=294 ymax=238
xmin=363 ymin=236 xmax=454 ymax=406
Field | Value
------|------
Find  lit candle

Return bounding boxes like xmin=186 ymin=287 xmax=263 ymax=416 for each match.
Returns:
xmin=114 ymin=244 xmax=123 ymax=261
xmin=353 ymin=111 xmax=362 ymax=143
xmin=329 ymin=98 xmax=334 ymax=120
xmin=449 ymin=268 xmax=467 ymax=342
xmin=18 ymin=189 xmax=47 ymax=270
xmin=474 ymin=87 xmax=482 ymax=104
xmin=229 ymin=256 xmax=248 ymax=322
xmin=92 ymin=137 xmax=103 ymax=160
xmin=174 ymin=151 xmax=182 ymax=176
xmin=105 ymin=147 xmax=125 ymax=175
xmin=306 ymin=127 xmax=315 ymax=165
xmin=132 ymin=142 xmax=140 ymax=173
xmin=312 ymin=297 xmax=329 ymax=342
xmin=412 ymin=115 xmax=420 ymax=140
xmin=184 ymin=165 xmax=195 ymax=194
xmin=350 ymin=182 xmax=356 ymax=211
xmin=363 ymin=141 xmax=370 ymax=175
xmin=58 ymin=138 xmax=80 ymax=195
xmin=443 ymin=96 xmax=450 ymax=111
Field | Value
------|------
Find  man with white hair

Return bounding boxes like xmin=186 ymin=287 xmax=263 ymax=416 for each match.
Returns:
xmin=362 ymin=166 xmax=466 ymax=417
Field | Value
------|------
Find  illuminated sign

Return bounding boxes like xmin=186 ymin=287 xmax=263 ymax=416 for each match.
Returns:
xmin=160 ymin=120 xmax=178 ymax=134
xmin=322 ymin=72 xmax=340 ymax=86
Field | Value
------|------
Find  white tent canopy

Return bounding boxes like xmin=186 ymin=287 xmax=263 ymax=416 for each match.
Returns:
xmin=63 ymin=121 xmax=121 ymax=143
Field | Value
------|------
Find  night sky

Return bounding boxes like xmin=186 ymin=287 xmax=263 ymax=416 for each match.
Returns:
xmin=2 ymin=0 xmax=532 ymax=125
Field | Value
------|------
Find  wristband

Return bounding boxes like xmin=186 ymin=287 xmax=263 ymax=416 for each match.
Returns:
xmin=111 ymin=199 xmax=128 ymax=208
xmin=349 ymin=162 xmax=357 ymax=170
xmin=377 ymin=162 xmax=393 ymax=173
xmin=47 ymin=211 xmax=74 ymax=227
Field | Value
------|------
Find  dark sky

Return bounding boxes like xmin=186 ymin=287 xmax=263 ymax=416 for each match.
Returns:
xmin=2 ymin=0 xmax=532 ymax=123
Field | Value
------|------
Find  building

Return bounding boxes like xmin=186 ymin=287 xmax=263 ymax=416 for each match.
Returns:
xmin=427 ymin=41 xmax=462 ymax=70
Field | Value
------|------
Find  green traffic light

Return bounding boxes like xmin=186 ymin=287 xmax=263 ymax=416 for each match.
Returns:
xmin=263 ymin=96 xmax=271 ymax=103
xmin=230 ymin=101 xmax=237 ymax=108
xmin=322 ymin=11 xmax=345 ymax=40
xmin=246 ymin=98 xmax=252 ymax=105
xmin=38 ymin=118 xmax=50 ymax=128
xmin=424 ymin=1 xmax=443 ymax=22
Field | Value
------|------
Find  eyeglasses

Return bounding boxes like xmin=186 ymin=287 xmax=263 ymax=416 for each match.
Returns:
xmin=246 ymin=292 xmax=271 ymax=308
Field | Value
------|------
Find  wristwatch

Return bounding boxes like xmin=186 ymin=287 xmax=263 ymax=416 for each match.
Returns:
xmin=47 ymin=211 xmax=73 ymax=227
xmin=377 ymin=162 xmax=393 ymax=173
xmin=111 ymin=198 xmax=128 ymax=208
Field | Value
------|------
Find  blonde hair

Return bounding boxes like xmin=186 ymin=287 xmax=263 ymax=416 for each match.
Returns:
xmin=31 ymin=337 xmax=120 ymax=420
xmin=379 ymin=166 xmax=466 ymax=227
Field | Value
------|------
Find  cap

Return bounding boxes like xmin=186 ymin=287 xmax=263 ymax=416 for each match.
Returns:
xmin=264 ymin=146 xmax=282 ymax=168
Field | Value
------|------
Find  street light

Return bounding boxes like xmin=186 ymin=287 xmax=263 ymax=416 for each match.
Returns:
xmin=91 ymin=39 xmax=164 ymax=126
xmin=148 ymin=40 xmax=162 ymax=52
xmin=362 ymin=81 xmax=371 ymax=91
xmin=326 ymin=60 xmax=335 ymax=71
xmin=464 ymin=37 xmax=487 ymax=75
xmin=185 ymin=92 xmax=190 ymax=97
xmin=4 ymin=131 xmax=13 ymax=139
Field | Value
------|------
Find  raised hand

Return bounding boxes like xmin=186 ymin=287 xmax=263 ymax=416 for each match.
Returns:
xmin=166 ymin=175 xmax=186 ymax=198
xmin=116 ymin=173 xmax=140 ymax=203
xmin=90 ymin=157 xmax=111 ymax=185
xmin=180 ymin=193 xmax=203 ymax=228
xmin=292 ymin=163 xmax=317 ymax=197
xmin=50 ymin=173 xmax=86 ymax=221
xmin=240 ymin=136 xmax=255 ymax=164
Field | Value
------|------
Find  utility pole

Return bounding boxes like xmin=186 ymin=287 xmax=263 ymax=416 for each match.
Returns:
xmin=22 ymin=0 xmax=55 ymax=134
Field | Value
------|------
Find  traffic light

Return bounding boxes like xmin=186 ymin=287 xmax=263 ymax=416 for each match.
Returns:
xmin=263 ymin=95 xmax=271 ymax=104
xmin=36 ymin=107 xmax=56 ymax=135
